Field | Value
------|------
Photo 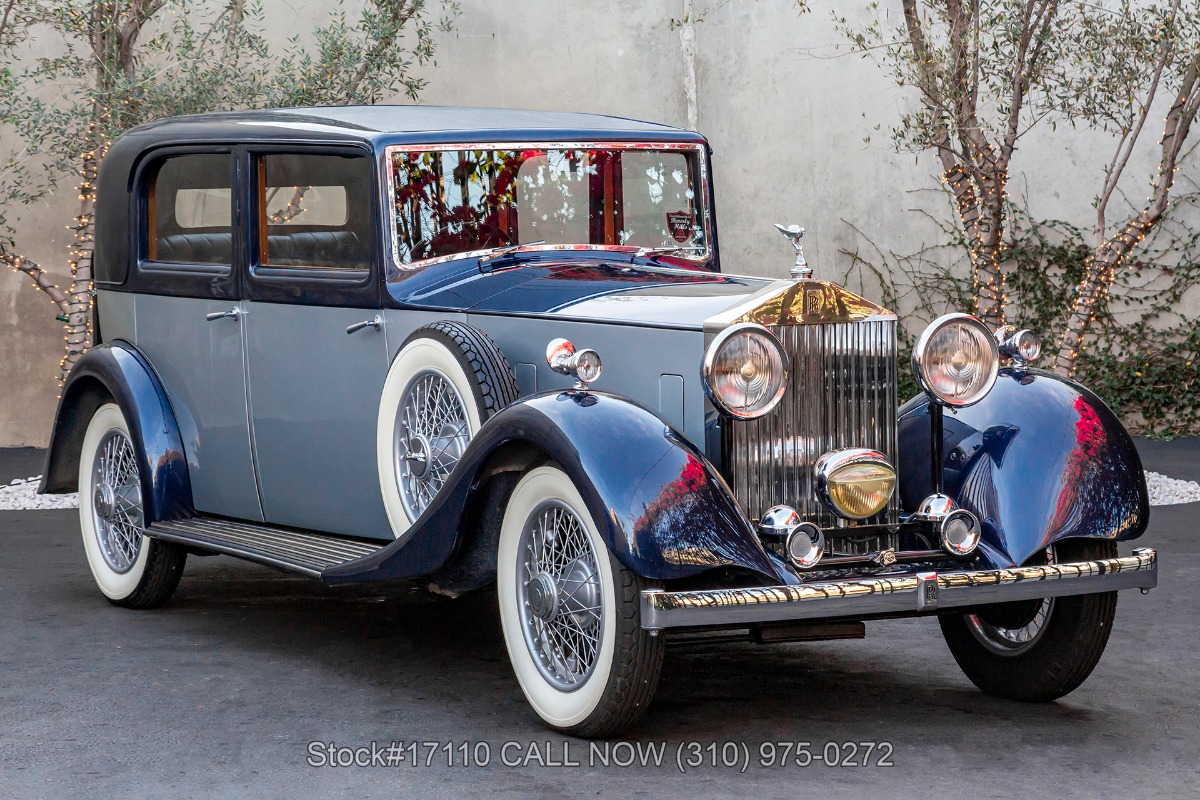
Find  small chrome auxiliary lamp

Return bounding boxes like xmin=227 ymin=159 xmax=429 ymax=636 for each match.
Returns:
xmin=546 ymin=338 xmax=603 ymax=389
xmin=758 ymin=505 xmax=825 ymax=570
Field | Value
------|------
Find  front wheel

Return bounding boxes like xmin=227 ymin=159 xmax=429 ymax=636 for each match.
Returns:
xmin=497 ymin=466 xmax=663 ymax=738
xmin=939 ymin=538 xmax=1118 ymax=701
xmin=78 ymin=403 xmax=186 ymax=608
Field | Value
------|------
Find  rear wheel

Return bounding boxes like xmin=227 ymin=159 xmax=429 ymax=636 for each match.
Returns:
xmin=497 ymin=466 xmax=663 ymax=737
xmin=939 ymin=539 xmax=1118 ymax=701
xmin=78 ymin=403 xmax=186 ymax=608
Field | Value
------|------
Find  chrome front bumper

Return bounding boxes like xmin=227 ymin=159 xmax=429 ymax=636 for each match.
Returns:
xmin=640 ymin=547 xmax=1157 ymax=631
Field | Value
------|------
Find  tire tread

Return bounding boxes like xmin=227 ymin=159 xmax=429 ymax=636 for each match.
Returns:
xmin=411 ymin=321 xmax=519 ymax=420
xmin=939 ymin=539 xmax=1119 ymax=702
xmin=113 ymin=540 xmax=187 ymax=609
xmin=561 ymin=563 xmax=665 ymax=739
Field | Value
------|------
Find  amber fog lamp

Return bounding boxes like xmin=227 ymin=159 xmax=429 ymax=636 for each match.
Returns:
xmin=702 ymin=323 xmax=789 ymax=419
xmin=912 ymin=313 xmax=999 ymax=407
xmin=815 ymin=449 xmax=897 ymax=520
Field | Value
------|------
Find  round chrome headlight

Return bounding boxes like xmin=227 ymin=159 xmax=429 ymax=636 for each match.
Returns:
xmin=702 ymin=323 xmax=789 ymax=419
xmin=912 ymin=313 xmax=999 ymax=407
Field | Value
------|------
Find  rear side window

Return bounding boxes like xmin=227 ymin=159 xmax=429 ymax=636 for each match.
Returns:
xmin=147 ymin=154 xmax=233 ymax=265
xmin=257 ymin=153 xmax=372 ymax=270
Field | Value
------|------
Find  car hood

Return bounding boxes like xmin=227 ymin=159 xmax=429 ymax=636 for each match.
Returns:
xmin=387 ymin=257 xmax=892 ymax=330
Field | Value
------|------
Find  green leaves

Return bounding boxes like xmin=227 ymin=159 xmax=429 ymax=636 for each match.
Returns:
xmin=843 ymin=196 xmax=1200 ymax=438
xmin=0 ymin=0 xmax=459 ymax=241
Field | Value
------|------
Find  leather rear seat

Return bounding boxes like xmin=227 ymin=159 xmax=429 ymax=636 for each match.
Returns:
xmin=155 ymin=230 xmax=362 ymax=266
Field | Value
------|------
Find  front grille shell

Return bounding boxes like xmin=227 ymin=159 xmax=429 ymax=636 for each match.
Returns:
xmin=721 ymin=318 xmax=900 ymax=533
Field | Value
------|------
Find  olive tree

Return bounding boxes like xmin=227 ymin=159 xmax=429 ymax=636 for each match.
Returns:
xmin=1051 ymin=1 xmax=1199 ymax=374
xmin=834 ymin=0 xmax=1070 ymax=331
xmin=0 ymin=0 xmax=457 ymax=381
xmin=831 ymin=1 xmax=1200 ymax=374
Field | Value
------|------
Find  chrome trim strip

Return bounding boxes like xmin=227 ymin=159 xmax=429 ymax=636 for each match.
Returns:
xmin=640 ymin=548 xmax=1157 ymax=630
xmin=702 ymin=281 xmax=792 ymax=333
xmin=382 ymin=141 xmax=714 ymax=272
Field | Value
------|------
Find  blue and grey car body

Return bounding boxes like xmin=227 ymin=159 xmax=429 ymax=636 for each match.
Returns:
xmin=42 ymin=106 xmax=1156 ymax=631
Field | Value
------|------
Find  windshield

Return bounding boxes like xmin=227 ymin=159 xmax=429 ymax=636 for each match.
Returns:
xmin=388 ymin=144 xmax=709 ymax=266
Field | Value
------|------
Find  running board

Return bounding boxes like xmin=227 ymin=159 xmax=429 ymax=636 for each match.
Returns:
xmin=147 ymin=517 xmax=387 ymax=578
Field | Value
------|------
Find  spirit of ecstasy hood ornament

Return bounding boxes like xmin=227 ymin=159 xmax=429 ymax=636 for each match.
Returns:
xmin=773 ymin=223 xmax=811 ymax=279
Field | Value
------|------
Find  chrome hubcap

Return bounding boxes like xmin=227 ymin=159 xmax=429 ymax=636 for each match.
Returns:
xmin=517 ymin=500 xmax=603 ymax=690
xmin=406 ymin=434 xmax=433 ymax=479
xmin=94 ymin=483 xmax=115 ymax=519
xmin=90 ymin=429 xmax=144 ymax=574
xmin=394 ymin=370 xmax=470 ymax=521
xmin=527 ymin=573 xmax=558 ymax=620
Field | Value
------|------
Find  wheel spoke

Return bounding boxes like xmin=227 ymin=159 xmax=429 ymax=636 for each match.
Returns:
xmin=517 ymin=498 xmax=604 ymax=689
xmin=396 ymin=370 xmax=472 ymax=521
xmin=89 ymin=426 xmax=144 ymax=574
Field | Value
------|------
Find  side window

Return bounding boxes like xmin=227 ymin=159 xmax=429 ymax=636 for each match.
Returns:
xmin=147 ymin=153 xmax=233 ymax=265
xmin=258 ymin=153 xmax=372 ymax=270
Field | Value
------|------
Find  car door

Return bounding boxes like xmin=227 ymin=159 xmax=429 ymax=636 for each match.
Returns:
xmin=132 ymin=148 xmax=263 ymax=521
xmin=240 ymin=146 xmax=393 ymax=539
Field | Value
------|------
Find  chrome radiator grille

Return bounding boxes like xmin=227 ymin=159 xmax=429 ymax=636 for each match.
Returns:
xmin=722 ymin=319 xmax=900 ymax=530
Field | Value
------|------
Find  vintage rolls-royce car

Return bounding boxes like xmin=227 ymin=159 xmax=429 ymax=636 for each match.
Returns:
xmin=40 ymin=106 xmax=1156 ymax=737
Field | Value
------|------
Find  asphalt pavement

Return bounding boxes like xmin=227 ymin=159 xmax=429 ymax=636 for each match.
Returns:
xmin=1 ymin=441 xmax=1197 ymax=799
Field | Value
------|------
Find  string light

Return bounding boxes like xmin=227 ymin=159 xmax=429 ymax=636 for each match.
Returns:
xmin=942 ymin=162 xmax=1008 ymax=329
xmin=56 ymin=117 xmax=108 ymax=385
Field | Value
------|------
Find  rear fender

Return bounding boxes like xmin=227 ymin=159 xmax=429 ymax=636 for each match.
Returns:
xmin=897 ymin=368 xmax=1149 ymax=568
xmin=39 ymin=341 xmax=194 ymax=523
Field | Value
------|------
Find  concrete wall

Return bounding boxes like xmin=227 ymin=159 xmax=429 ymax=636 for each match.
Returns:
xmin=2 ymin=0 xmax=1195 ymax=445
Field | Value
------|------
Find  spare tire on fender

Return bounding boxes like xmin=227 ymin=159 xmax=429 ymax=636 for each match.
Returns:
xmin=376 ymin=321 xmax=519 ymax=540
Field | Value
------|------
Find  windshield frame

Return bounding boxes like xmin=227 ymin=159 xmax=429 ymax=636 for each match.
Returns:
xmin=382 ymin=140 xmax=715 ymax=272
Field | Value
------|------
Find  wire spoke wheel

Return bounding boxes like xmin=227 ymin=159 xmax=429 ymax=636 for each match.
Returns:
xmin=517 ymin=499 xmax=604 ymax=691
xmin=89 ymin=427 xmax=145 ymax=574
xmin=964 ymin=546 xmax=1056 ymax=656
xmin=394 ymin=369 xmax=471 ymax=521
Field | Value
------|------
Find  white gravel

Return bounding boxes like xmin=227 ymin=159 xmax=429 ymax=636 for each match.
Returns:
xmin=0 ymin=477 xmax=79 ymax=510
xmin=2 ymin=471 xmax=1198 ymax=511
xmin=1146 ymin=471 xmax=1200 ymax=506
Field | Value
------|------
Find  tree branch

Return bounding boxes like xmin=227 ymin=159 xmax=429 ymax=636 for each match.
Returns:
xmin=0 ymin=0 xmax=18 ymax=45
xmin=1000 ymin=1 xmax=1059 ymax=168
xmin=348 ymin=0 xmax=422 ymax=99
xmin=1 ymin=249 xmax=71 ymax=315
xmin=118 ymin=0 xmax=167 ymax=79
xmin=1095 ymin=0 xmax=1181 ymax=240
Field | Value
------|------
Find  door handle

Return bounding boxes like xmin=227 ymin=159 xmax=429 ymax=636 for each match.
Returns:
xmin=346 ymin=315 xmax=382 ymax=335
xmin=206 ymin=309 xmax=242 ymax=322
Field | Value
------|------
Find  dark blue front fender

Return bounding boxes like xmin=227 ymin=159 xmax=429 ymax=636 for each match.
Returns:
xmin=897 ymin=368 xmax=1149 ymax=569
xmin=324 ymin=390 xmax=780 ymax=585
xmin=39 ymin=341 xmax=194 ymax=523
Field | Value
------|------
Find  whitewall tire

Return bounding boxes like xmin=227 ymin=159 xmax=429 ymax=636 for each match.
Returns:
xmin=78 ymin=403 xmax=185 ymax=608
xmin=377 ymin=322 xmax=518 ymax=540
xmin=497 ymin=466 xmax=663 ymax=737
